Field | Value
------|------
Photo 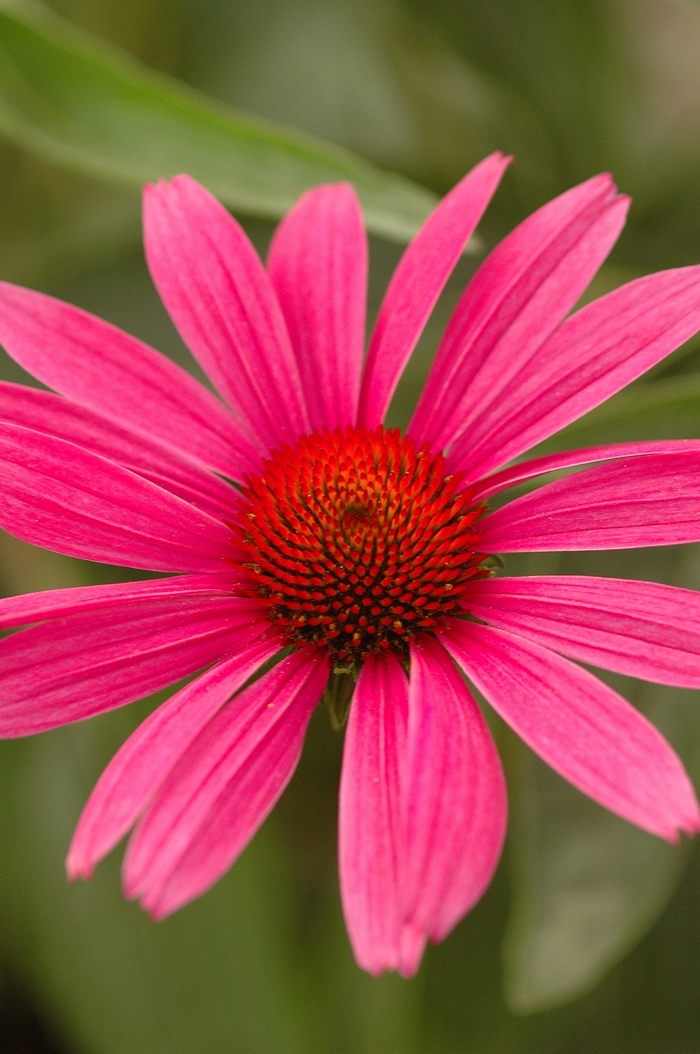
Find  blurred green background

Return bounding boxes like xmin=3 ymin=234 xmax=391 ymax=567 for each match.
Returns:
xmin=3 ymin=0 xmax=700 ymax=1050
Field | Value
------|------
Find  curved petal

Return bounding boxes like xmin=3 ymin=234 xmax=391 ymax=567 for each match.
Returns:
xmin=0 ymin=381 xmax=237 ymax=519
xmin=144 ymin=175 xmax=308 ymax=450
xmin=451 ymin=266 xmax=700 ymax=479
xmin=472 ymin=439 xmax=700 ymax=501
xmin=468 ymin=575 xmax=700 ymax=687
xmin=268 ymin=183 xmax=367 ymax=431
xmin=0 ymin=422 xmax=234 ymax=572
xmin=123 ymin=646 xmax=328 ymax=918
xmin=0 ymin=593 xmax=267 ymax=736
xmin=0 ymin=572 xmax=238 ymax=629
xmin=480 ymin=452 xmax=700 ymax=553
xmin=441 ymin=620 xmax=700 ymax=840
xmin=67 ymin=631 xmax=282 ymax=881
xmin=410 ymin=175 xmax=627 ymax=450
xmin=398 ymin=637 xmax=506 ymax=975
xmin=339 ymin=651 xmax=408 ymax=976
xmin=358 ymin=153 xmax=510 ymax=429
xmin=0 ymin=282 xmax=258 ymax=482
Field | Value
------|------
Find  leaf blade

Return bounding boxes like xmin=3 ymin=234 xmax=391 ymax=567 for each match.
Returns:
xmin=0 ymin=0 xmax=439 ymax=242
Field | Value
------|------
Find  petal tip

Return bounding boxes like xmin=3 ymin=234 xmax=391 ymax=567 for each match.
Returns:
xmin=397 ymin=924 xmax=426 ymax=979
xmin=65 ymin=853 xmax=93 ymax=884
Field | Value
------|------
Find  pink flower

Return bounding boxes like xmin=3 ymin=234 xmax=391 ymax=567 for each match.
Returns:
xmin=1 ymin=153 xmax=700 ymax=977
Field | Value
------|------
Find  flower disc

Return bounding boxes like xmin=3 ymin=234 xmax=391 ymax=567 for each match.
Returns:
xmin=235 ymin=426 xmax=488 ymax=665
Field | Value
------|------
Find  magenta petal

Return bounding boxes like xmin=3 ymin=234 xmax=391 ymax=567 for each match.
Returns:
xmin=480 ymin=452 xmax=700 ymax=552
xmin=452 ymin=266 xmax=700 ymax=479
xmin=0 ymin=593 xmax=268 ymax=736
xmin=469 ymin=575 xmax=700 ymax=687
xmin=358 ymin=153 xmax=510 ymax=429
xmin=0 ymin=282 xmax=258 ymax=482
xmin=0 ymin=572 xmax=238 ymax=630
xmin=473 ymin=439 xmax=700 ymax=501
xmin=410 ymin=175 xmax=627 ymax=451
xmin=0 ymin=381 xmax=237 ymax=519
xmin=339 ymin=652 xmax=408 ymax=975
xmin=397 ymin=637 xmax=506 ymax=975
xmin=67 ymin=633 xmax=282 ymax=881
xmin=0 ymin=422 xmax=234 ymax=572
xmin=123 ymin=647 xmax=328 ymax=918
xmin=144 ymin=175 xmax=308 ymax=450
xmin=441 ymin=620 xmax=700 ymax=840
xmin=268 ymin=183 xmax=367 ymax=431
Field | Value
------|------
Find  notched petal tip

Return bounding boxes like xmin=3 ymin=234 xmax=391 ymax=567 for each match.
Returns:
xmin=65 ymin=852 xmax=93 ymax=884
xmin=676 ymin=796 xmax=700 ymax=840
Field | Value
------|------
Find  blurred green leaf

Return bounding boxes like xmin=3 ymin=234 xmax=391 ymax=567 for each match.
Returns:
xmin=502 ymin=547 xmax=700 ymax=1013
xmin=541 ymin=373 xmax=700 ymax=452
xmin=503 ymin=724 xmax=691 ymax=1014
xmin=0 ymin=0 xmax=440 ymax=243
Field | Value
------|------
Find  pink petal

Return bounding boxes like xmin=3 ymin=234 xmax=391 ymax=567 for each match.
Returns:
xmin=410 ymin=175 xmax=627 ymax=451
xmin=268 ymin=183 xmax=367 ymax=431
xmin=0 ymin=381 xmax=237 ymax=519
xmin=397 ymin=636 xmax=506 ymax=976
xmin=0 ymin=422 xmax=234 ymax=572
xmin=0 ymin=593 xmax=267 ymax=736
xmin=339 ymin=652 xmax=408 ymax=975
xmin=0 ymin=282 xmax=258 ymax=482
xmin=357 ymin=153 xmax=511 ymax=429
xmin=480 ymin=452 xmax=700 ymax=552
xmin=144 ymin=175 xmax=308 ymax=451
xmin=0 ymin=572 xmax=238 ymax=629
xmin=67 ymin=632 xmax=282 ymax=881
xmin=473 ymin=439 xmax=700 ymax=501
xmin=123 ymin=646 xmax=328 ymax=918
xmin=468 ymin=575 xmax=700 ymax=687
xmin=451 ymin=266 xmax=700 ymax=479
xmin=441 ymin=620 xmax=700 ymax=840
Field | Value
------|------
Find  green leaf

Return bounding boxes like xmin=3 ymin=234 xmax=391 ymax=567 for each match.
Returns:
xmin=503 ymin=730 xmax=691 ymax=1013
xmin=536 ymin=373 xmax=700 ymax=454
xmin=0 ymin=0 xmax=440 ymax=242
xmin=502 ymin=548 xmax=700 ymax=1013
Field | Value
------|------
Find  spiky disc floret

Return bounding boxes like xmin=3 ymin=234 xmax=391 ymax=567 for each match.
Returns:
xmin=234 ymin=426 xmax=488 ymax=665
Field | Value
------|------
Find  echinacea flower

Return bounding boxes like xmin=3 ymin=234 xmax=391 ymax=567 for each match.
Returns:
xmin=2 ymin=152 xmax=700 ymax=978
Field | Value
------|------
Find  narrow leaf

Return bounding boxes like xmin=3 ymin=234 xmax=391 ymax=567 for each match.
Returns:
xmin=0 ymin=0 xmax=440 ymax=242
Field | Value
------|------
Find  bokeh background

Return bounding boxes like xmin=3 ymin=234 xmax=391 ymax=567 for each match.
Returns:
xmin=3 ymin=0 xmax=700 ymax=1050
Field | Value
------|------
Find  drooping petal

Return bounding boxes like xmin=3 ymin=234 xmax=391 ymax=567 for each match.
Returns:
xmin=0 ymin=422 xmax=234 ymax=572
xmin=472 ymin=439 xmax=700 ymax=501
xmin=451 ymin=266 xmax=700 ymax=479
xmin=67 ymin=631 xmax=282 ymax=881
xmin=339 ymin=652 xmax=408 ymax=975
xmin=144 ymin=175 xmax=308 ymax=450
xmin=441 ymin=620 xmax=700 ymax=840
xmin=123 ymin=646 xmax=328 ymax=918
xmin=397 ymin=636 xmax=506 ymax=976
xmin=0 ymin=282 xmax=258 ymax=481
xmin=0 ymin=572 xmax=238 ymax=629
xmin=480 ymin=452 xmax=700 ymax=553
xmin=0 ymin=381 xmax=237 ymax=519
xmin=358 ymin=153 xmax=511 ymax=429
xmin=468 ymin=575 xmax=700 ymax=687
xmin=410 ymin=175 xmax=627 ymax=451
xmin=268 ymin=183 xmax=367 ymax=431
xmin=0 ymin=593 xmax=267 ymax=736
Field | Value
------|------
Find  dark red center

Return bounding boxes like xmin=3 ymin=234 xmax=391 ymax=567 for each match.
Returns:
xmin=234 ymin=426 xmax=489 ymax=666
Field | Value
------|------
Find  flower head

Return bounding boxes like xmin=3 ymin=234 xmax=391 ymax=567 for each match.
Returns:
xmin=235 ymin=425 xmax=486 ymax=663
xmin=1 ymin=153 xmax=700 ymax=976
